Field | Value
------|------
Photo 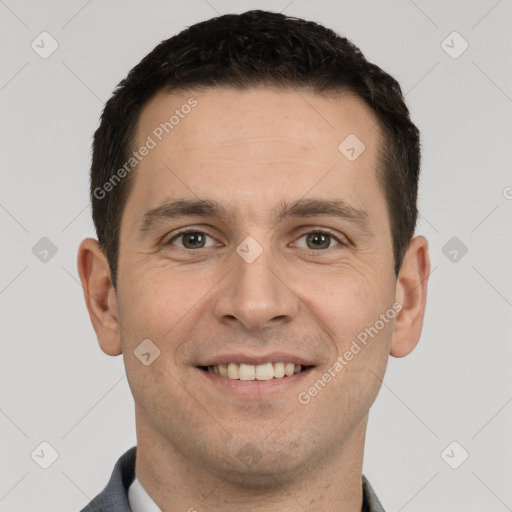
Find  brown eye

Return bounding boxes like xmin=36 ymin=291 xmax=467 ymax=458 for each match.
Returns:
xmin=295 ymin=231 xmax=343 ymax=250
xmin=168 ymin=231 xmax=215 ymax=249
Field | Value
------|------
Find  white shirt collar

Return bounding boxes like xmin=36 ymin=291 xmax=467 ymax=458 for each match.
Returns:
xmin=128 ymin=475 xmax=162 ymax=512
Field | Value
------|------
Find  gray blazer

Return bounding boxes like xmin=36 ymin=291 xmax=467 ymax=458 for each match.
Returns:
xmin=80 ymin=446 xmax=386 ymax=511
xmin=80 ymin=447 xmax=136 ymax=512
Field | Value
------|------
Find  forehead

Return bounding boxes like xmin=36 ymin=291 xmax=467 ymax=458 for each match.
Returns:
xmin=127 ymin=87 xmax=387 ymax=230
xmin=137 ymin=87 xmax=380 ymax=157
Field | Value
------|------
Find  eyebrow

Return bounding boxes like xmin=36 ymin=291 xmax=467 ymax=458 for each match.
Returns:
xmin=137 ymin=197 xmax=373 ymax=237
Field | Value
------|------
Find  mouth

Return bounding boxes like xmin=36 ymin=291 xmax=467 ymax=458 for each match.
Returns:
xmin=197 ymin=362 xmax=314 ymax=381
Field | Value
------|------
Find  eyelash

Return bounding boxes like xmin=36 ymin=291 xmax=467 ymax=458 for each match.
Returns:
xmin=165 ymin=228 xmax=348 ymax=251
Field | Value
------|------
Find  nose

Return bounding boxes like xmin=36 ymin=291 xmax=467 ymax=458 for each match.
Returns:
xmin=212 ymin=243 xmax=300 ymax=332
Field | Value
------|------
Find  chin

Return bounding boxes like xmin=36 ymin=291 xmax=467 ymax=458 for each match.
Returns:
xmin=217 ymin=452 xmax=305 ymax=490
xmin=201 ymin=435 xmax=312 ymax=489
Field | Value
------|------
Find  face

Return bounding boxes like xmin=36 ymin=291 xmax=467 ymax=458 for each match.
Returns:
xmin=92 ymin=87 xmax=420 ymax=484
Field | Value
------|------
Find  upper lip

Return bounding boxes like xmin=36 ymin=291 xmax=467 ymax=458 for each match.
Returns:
xmin=198 ymin=351 xmax=316 ymax=367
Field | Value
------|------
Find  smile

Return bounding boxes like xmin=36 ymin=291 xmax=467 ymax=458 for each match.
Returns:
xmin=198 ymin=362 xmax=313 ymax=381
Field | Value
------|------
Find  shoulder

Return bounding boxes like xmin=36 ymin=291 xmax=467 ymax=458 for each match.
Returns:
xmin=362 ymin=474 xmax=386 ymax=512
xmin=79 ymin=446 xmax=137 ymax=512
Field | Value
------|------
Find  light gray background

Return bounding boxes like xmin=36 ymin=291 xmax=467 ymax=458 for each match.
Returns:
xmin=1 ymin=1 xmax=511 ymax=511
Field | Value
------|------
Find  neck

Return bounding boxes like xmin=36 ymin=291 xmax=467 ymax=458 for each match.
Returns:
xmin=135 ymin=412 xmax=368 ymax=512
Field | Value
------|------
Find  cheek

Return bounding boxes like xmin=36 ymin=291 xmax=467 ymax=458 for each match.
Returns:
xmin=300 ymin=263 xmax=388 ymax=332
xmin=120 ymin=259 xmax=207 ymax=339
xmin=299 ymin=264 xmax=395 ymax=389
xmin=117 ymin=260 xmax=218 ymax=385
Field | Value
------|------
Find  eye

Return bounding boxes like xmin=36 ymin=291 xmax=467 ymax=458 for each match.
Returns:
xmin=165 ymin=228 xmax=346 ymax=251
xmin=294 ymin=230 xmax=344 ymax=250
xmin=166 ymin=230 xmax=217 ymax=249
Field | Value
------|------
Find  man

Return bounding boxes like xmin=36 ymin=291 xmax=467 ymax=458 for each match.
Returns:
xmin=77 ymin=9 xmax=430 ymax=512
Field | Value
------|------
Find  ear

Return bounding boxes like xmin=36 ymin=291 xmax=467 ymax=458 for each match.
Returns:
xmin=77 ymin=238 xmax=122 ymax=356
xmin=390 ymin=235 xmax=431 ymax=358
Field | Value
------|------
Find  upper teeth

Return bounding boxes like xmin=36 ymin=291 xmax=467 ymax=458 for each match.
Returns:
xmin=207 ymin=362 xmax=302 ymax=380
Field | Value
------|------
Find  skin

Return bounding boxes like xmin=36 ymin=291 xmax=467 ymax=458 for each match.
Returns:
xmin=78 ymin=87 xmax=430 ymax=511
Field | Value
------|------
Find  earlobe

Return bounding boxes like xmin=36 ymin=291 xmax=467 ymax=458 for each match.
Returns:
xmin=390 ymin=235 xmax=431 ymax=358
xmin=77 ymin=238 xmax=122 ymax=356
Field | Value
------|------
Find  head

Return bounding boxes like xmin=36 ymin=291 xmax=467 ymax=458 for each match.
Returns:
xmin=90 ymin=10 xmax=421 ymax=290
xmin=79 ymin=10 xmax=429 ymax=488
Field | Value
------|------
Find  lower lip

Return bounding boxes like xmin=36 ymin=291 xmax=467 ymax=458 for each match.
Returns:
xmin=196 ymin=367 xmax=315 ymax=398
